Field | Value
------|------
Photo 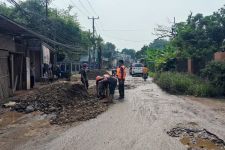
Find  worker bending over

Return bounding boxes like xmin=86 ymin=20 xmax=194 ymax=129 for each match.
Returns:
xmin=96 ymin=73 xmax=117 ymax=103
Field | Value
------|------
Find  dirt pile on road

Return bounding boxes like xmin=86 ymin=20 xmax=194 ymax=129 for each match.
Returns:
xmin=88 ymin=69 xmax=107 ymax=80
xmin=11 ymin=82 xmax=107 ymax=125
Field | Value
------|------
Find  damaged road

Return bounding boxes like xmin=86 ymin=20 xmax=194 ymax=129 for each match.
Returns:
xmin=10 ymin=82 xmax=108 ymax=125
xmin=1 ymin=76 xmax=225 ymax=150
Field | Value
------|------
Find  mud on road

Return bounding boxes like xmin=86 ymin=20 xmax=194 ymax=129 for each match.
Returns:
xmin=1 ymin=76 xmax=225 ymax=150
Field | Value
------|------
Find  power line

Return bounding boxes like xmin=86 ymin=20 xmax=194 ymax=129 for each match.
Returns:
xmin=78 ymin=0 xmax=105 ymax=33
xmin=85 ymin=0 xmax=98 ymax=16
xmin=7 ymin=0 xmax=82 ymax=50
xmin=101 ymin=33 xmax=150 ymax=43
xmin=69 ymin=0 xmax=88 ymax=17
xmin=101 ymin=29 xmax=146 ymax=32
xmin=78 ymin=0 xmax=91 ymax=15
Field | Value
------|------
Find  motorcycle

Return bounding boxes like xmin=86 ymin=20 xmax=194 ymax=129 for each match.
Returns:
xmin=143 ymin=73 xmax=148 ymax=81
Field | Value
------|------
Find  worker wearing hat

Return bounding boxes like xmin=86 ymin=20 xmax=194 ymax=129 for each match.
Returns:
xmin=79 ymin=63 xmax=89 ymax=89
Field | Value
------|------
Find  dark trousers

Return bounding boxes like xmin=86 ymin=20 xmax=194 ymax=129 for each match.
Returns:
xmin=31 ymin=76 xmax=35 ymax=88
xmin=97 ymin=80 xmax=108 ymax=98
xmin=118 ymin=79 xmax=125 ymax=98
xmin=108 ymin=77 xmax=117 ymax=95
xmin=81 ymin=78 xmax=89 ymax=89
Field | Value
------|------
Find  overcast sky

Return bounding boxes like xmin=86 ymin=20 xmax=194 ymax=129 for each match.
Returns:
xmin=3 ymin=0 xmax=225 ymax=50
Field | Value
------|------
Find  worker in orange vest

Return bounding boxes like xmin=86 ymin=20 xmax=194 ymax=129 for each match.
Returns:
xmin=143 ymin=64 xmax=149 ymax=81
xmin=116 ymin=60 xmax=126 ymax=99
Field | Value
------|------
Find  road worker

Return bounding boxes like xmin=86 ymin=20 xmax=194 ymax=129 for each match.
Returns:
xmin=143 ymin=65 xmax=149 ymax=81
xmin=79 ymin=63 xmax=89 ymax=89
xmin=96 ymin=76 xmax=104 ymax=98
xmin=116 ymin=60 xmax=126 ymax=100
xmin=107 ymin=75 xmax=117 ymax=102
xmin=96 ymin=73 xmax=117 ymax=103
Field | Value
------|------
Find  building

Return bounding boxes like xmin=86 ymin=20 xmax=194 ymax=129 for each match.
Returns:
xmin=0 ymin=15 xmax=58 ymax=99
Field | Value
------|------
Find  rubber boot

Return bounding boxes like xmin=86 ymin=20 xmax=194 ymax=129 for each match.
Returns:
xmin=108 ymin=94 xmax=114 ymax=103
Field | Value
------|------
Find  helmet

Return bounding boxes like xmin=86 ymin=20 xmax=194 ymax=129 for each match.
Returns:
xmin=96 ymin=76 xmax=103 ymax=81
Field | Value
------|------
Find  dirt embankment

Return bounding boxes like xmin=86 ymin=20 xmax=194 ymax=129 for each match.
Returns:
xmin=9 ymin=82 xmax=107 ymax=125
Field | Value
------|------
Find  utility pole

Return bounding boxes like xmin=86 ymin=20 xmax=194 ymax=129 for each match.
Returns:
xmin=45 ymin=0 xmax=48 ymax=17
xmin=172 ymin=17 xmax=176 ymax=37
xmin=88 ymin=29 xmax=91 ymax=66
xmin=88 ymin=16 xmax=99 ymax=68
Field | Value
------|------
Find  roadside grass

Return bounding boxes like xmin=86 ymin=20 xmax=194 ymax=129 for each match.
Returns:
xmin=148 ymin=72 xmax=156 ymax=78
xmin=155 ymin=72 xmax=223 ymax=97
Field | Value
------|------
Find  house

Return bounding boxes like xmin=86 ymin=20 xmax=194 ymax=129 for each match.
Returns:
xmin=57 ymin=53 xmax=82 ymax=74
xmin=0 ymin=15 xmax=58 ymax=99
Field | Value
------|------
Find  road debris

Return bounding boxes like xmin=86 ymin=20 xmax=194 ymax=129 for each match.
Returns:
xmin=10 ymin=82 xmax=108 ymax=125
xmin=167 ymin=125 xmax=225 ymax=150
xmin=2 ymin=101 xmax=16 ymax=108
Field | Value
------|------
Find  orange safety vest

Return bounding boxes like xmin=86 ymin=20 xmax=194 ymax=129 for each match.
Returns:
xmin=143 ymin=67 xmax=149 ymax=74
xmin=116 ymin=65 xmax=126 ymax=80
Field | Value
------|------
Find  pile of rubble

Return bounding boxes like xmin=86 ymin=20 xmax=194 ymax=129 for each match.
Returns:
xmin=10 ymin=82 xmax=107 ymax=125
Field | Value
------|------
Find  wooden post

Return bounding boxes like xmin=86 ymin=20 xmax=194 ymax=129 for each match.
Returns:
xmin=10 ymin=54 xmax=14 ymax=89
xmin=19 ymin=55 xmax=23 ymax=90
xmin=26 ymin=57 xmax=30 ymax=90
xmin=188 ymin=58 xmax=193 ymax=74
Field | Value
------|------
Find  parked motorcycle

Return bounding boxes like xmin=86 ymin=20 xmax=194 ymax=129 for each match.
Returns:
xmin=143 ymin=73 xmax=148 ymax=81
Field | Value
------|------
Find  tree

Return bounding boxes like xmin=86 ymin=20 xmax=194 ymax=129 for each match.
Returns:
xmin=136 ymin=39 xmax=169 ymax=59
xmin=146 ymin=44 xmax=177 ymax=71
xmin=121 ymin=48 xmax=136 ymax=59
xmin=102 ymin=42 xmax=116 ymax=58
xmin=149 ymin=39 xmax=169 ymax=50
xmin=172 ymin=8 xmax=225 ymax=59
xmin=0 ymin=0 xmax=93 ymax=61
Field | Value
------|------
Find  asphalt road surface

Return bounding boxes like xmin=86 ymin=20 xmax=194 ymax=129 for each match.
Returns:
xmin=18 ymin=76 xmax=225 ymax=150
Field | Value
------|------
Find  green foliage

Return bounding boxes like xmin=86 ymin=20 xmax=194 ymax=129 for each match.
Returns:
xmin=172 ymin=7 xmax=225 ymax=59
xmin=148 ymin=72 xmax=156 ymax=78
xmin=201 ymin=61 xmax=225 ymax=95
xmin=136 ymin=39 xmax=169 ymax=59
xmin=121 ymin=48 xmax=136 ymax=59
xmin=102 ymin=42 xmax=116 ymax=58
xmin=146 ymin=44 xmax=177 ymax=71
xmin=155 ymin=72 xmax=223 ymax=97
xmin=0 ymin=0 xmax=93 ymax=61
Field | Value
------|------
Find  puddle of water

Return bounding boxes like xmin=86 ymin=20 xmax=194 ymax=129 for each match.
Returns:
xmin=168 ymin=125 xmax=225 ymax=150
xmin=0 ymin=112 xmax=24 ymax=128
xmin=181 ymin=136 xmax=225 ymax=150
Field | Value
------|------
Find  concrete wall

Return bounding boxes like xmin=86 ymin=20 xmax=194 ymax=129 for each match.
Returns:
xmin=214 ymin=52 xmax=225 ymax=61
xmin=0 ymin=34 xmax=15 ymax=52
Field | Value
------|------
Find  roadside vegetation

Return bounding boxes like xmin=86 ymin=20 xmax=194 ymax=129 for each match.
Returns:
xmin=136 ymin=5 xmax=225 ymax=97
xmin=155 ymin=72 xmax=223 ymax=97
